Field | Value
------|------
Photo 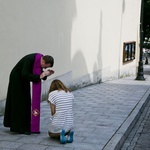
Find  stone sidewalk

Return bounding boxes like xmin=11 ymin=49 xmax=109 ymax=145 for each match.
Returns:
xmin=0 ymin=67 xmax=150 ymax=150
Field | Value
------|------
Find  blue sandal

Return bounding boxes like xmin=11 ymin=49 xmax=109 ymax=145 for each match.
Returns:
xmin=60 ymin=129 xmax=66 ymax=144
xmin=67 ymin=131 xmax=74 ymax=143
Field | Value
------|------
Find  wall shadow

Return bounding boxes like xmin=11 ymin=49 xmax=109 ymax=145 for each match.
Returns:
xmin=94 ymin=11 xmax=103 ymax=83
xmin=71 ymin=50 xmax=89 ymax=90
xmin=43 ymin=0 xmax=77 ymax=74
xmin=40 ymin=0 xmax=77 ymax=99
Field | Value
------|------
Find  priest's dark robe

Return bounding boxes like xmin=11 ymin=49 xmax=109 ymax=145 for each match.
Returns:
xmin=3 ymin=53 xmax=46 ymax=133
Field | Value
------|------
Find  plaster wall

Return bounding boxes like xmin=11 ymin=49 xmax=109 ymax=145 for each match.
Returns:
xmin=0 ymin=0 xmax=141 ymax=115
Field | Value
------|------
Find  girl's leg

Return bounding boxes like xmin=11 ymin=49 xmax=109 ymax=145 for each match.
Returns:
xmin=48 ymin=131 xmax=60 ymax=139
xmin=48 ymin=130 xmax=67 ymax=144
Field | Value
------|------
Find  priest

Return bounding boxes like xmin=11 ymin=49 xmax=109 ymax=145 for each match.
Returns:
xmin=3 ymin=53 xmax=54 ymax=134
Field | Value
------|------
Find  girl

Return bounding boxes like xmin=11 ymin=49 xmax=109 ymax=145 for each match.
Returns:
xmin=47 ymin=79 xmax=74 ymax=144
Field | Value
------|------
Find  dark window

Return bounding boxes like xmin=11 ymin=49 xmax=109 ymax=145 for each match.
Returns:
xmin=123 ymin=41 xmax=136 ymax=63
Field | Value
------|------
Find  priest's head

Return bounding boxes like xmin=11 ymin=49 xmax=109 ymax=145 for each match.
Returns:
xmin=41 ymin=55 xmax=54 ymax=68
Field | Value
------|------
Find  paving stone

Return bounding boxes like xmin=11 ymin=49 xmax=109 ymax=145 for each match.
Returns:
xmin=17 ymin=143 xmax=48 ymax=150
xmin=0 ymin=141 xmax=23 ymax=149
xmin=0 ymin=68 xmax=150 ymax=150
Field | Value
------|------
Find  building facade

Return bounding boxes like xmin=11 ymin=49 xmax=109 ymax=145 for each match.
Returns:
xmin=0 ymin=0 xmax=141 ymax=115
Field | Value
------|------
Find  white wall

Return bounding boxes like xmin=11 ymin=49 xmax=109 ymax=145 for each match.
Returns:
xmin=119 ymin=0 xmax=141 ymax=76
xmin=0 ymin=0 xmax=141 ymax=103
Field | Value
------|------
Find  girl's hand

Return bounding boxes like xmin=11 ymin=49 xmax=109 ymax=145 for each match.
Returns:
xmin=44 ymin=70 xmax=54 ymax=76
xmin=48 ymin=70 xmax=55 ymax=76
xmin=40 ymin=70 xmax=54 ymax=79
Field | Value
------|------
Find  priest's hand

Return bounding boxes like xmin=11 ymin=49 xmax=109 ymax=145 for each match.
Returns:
xmin=40 ymin=72 xmax=46 ymax=79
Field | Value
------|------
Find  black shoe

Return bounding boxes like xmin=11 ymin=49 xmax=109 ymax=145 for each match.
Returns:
xmin=31 ymin=131 xmax=40 ymax=134
xmin=24 ymin=132 xmax=31 ymax=135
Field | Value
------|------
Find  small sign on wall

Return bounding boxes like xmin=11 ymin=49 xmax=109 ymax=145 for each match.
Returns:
xmin=123 ymin=41 xmax=136 ymax=63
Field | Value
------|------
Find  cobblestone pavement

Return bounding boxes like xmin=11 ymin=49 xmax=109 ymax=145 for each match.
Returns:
xmin=121 ymin=65 xmax=150 ymax=150
xmin=121 ymin=96 xmax=150 ymax=150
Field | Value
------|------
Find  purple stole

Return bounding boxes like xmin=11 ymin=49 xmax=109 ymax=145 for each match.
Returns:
xmin=31 ymin=53 xmax=43 ymax=133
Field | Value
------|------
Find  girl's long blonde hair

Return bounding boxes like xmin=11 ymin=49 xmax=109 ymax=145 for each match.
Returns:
xmin=48 ymin=79 xmax=71 ymax=94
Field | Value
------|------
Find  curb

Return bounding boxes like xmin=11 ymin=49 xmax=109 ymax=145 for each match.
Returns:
xmin=103 ymin=87 xmax=150 ymax=150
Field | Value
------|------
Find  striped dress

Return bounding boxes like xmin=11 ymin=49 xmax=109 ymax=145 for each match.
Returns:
xmin=48 ymin=90 xmax=74 ymax=133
